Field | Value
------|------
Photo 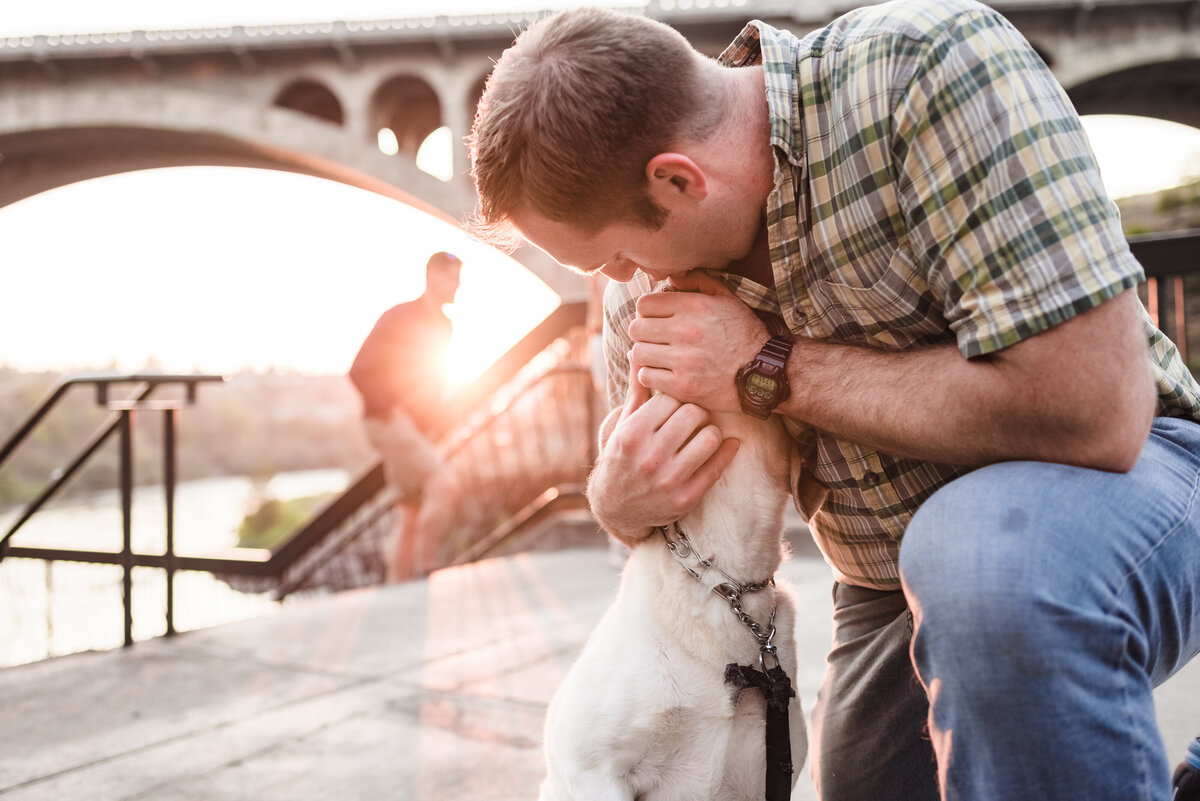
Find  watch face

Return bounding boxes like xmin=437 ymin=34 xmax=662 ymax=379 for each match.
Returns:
xmin=745 ymin=372 xmax=779 ymax=402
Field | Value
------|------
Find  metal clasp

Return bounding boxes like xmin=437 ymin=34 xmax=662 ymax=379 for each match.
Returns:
xmin=759 ymin=643 xmax=780 ymax=673
xmin=713 ymin=582 xmax=741 ymax=602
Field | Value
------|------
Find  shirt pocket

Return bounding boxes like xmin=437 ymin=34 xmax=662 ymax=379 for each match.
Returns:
xmin=811 ymin=242 xmax=949 ymax=350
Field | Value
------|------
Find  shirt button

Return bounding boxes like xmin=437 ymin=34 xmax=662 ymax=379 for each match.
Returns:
xmin=862 ymin=471 xmax=881 ymax=488
xmin=791 ymin=309 xmax=808 ymax=327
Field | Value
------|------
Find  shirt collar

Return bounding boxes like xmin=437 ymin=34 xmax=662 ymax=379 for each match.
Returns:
xmin=719 ymin=21 xmax=806 ymax=169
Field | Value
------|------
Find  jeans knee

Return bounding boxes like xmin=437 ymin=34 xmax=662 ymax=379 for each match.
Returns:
xmin=901 ymin=465 xmax=1067 ymax=608
xmin=900 ymin=466 xmax=1128 ymax=687
xmin=898 ymin=471 xmax=1005 ymax=608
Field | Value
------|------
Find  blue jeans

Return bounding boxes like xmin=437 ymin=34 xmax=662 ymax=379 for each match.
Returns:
xmin=899 ymin=416 xmax=1200 ymax=800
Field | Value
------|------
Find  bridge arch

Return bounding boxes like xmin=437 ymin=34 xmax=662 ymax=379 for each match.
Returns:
xmin=370 ymin=74 xmax=442 ymax=160
xmin=1067 ymin=59 xmax=1200 ymax=130
xmin=274 ymin=78 xmax=345 ymax=127
xmin=0 ymin=85 xmax=574 ymax=296
xmin=0 ymin=87 xmax=464 ymax=210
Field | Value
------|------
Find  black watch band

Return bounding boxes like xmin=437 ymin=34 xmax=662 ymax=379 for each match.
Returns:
xmin=757 ymin=336 xmax=792 ymax=369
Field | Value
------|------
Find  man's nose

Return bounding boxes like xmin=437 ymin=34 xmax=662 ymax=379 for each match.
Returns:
xmin=600 ymin=259 xmax=639 ymax=282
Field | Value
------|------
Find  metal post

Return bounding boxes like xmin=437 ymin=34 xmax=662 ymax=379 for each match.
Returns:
xmin=44 ymin=560 xmax=54 ymax=650
xmin=1174 ymin=274 xmax=1188 ymax=365
xmin=163 ymin=408 xmax=177 ymax=637
xmin=119 ymin=409 xmax=134 ymax=648
xmin=1158 ymin=276 xmax=1175 ymax=344
xmin=1147 ymin=276 xmax=1160 ymax=328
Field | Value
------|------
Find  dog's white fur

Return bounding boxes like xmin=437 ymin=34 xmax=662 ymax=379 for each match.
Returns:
xmin=539 ymin=409 xmax=805 ymax=801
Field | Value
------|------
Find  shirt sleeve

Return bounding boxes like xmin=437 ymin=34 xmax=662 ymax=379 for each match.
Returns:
xmin=893 ymin=3 xmax=1143 ymax=358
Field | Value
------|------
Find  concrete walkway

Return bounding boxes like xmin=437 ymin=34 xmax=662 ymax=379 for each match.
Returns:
xmin=0 ymin=547 xmax=1196 ymax=800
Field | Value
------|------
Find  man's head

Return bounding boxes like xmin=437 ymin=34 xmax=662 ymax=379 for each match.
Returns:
xmin=467 ymin=7 xmax=719 ymax=248
xmin=425 ymin=251 xmax=462 ymax=305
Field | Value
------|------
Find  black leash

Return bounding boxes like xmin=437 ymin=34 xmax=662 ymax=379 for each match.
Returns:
xmin=726 ymin=660 xmax=796 ymax=801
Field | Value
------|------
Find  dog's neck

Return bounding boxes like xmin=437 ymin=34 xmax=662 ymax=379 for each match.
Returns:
xmin=668 ymin=412 xmax=792 ymax=589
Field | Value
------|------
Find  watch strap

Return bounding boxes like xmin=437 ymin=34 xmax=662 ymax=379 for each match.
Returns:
xmin=758 ymin=335 xmax=792 ymax=367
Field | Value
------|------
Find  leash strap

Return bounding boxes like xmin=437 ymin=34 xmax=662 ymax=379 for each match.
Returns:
xmin=725 ymin=662 xmax=796 ymax=801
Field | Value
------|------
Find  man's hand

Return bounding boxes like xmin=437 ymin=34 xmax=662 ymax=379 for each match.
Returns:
xmin=587 ymin=357 xmax=740 ymax=547
xmin=628 ymin=272 xmax=768 ymax=413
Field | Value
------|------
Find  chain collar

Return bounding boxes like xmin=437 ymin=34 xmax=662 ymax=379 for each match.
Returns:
xmin=658 ymin=521 xmax=781 ymax=670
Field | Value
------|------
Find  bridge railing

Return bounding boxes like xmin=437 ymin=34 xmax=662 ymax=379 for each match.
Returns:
xmin=1129 ymin=228 xmax=1200 ymax=368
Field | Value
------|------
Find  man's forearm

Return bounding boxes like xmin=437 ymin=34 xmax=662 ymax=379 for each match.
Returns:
xmin=778 ymin=294 xmax=1156 ymax=472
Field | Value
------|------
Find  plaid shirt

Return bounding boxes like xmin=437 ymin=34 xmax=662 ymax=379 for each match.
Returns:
xmin=603 ymin=0 xmax=1200 ymax=590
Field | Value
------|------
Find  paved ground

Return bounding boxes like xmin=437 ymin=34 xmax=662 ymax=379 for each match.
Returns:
xmin=0 ymin=546 xmax=1196 ymax=800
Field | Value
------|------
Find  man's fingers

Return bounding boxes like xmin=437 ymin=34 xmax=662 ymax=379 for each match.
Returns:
xmin=621 ymin=354 xmax=651 ymax=420
xmin=679 ymin=431 xmax=741 ymax=497
xmin=628 ymin=314 xmax=671 ymax=345
xmin=655 ymin=402 xmax=711 ymax=445
xmin=635 ymin=364 xmax=673 ymax=397
xmin=629 ymin=341 xmax=673 ymax=371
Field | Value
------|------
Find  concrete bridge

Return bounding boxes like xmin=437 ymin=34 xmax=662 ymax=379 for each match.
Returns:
xmin=1 ymin=0 xmax=1197 ymax=297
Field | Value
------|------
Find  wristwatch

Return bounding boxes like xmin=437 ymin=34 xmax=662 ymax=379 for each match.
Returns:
xmin=735 ymin=335 xmax=793 ymax=419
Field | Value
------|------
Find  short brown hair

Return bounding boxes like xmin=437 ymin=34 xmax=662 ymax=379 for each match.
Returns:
xmin=467 ymin=7 xmax=715 ymax=246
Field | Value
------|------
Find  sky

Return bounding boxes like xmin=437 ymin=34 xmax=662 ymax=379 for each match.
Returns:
xmin=1 ymin=0 xmax=1199 ymax=378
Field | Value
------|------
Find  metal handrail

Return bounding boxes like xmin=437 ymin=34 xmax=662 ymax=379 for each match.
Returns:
xmin=0 ymin=374 xmax=225 ymax=646
xmin=1128 ymin=228 xmax=1200 ymax=278
xmin=2 ymin=303 xmax=592 ymax=632
xmin=272 ymin=363 xmax=596 ymax=597
xmin=1 ymin=374 xmax=225 ymax=550
xmin=1129 ymin=228 xmax=1200 ymax=365
xmin=0 ymin=373 xmax=222 ymax=469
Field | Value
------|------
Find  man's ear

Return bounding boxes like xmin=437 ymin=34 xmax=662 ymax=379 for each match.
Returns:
xmin=645 ymin=152 xmax=708 ymax=208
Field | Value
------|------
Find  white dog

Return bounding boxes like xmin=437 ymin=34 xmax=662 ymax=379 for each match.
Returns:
xmin=539 ymin=408 xmax=805 ymax=801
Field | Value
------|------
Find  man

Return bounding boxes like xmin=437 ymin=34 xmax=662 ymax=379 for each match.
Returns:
xmin=350 ymin=251 xmax=462 ymax=581
xmin=468 ymin=2 xmax=1200 ymax=800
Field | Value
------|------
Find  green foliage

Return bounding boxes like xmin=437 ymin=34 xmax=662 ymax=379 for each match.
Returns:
xmin=1119 ymin=179 xmax=1200 ymax=235
xmin=236 ymin=493 xmax=334 ymax=551
xmin=1156 ymin=187 xmax=1196 ymax=214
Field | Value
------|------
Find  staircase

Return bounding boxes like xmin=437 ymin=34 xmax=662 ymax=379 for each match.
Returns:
xmin=219 ymin=299 xmax=600 ymax=597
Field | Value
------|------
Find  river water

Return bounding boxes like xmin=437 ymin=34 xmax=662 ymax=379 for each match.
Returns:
xmin=0 ymin=469 xmax=349 ymax=668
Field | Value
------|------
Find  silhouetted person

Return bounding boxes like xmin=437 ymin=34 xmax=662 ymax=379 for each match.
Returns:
xmin=350 ymin=251 xmax=462 ymax=581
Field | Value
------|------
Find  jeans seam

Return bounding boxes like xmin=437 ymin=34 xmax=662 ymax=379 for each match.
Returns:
xmin=1101 ymin=454 xmax=1200 ymax=622
xmin=1104 ymin=451 xmax=1200 ymax=800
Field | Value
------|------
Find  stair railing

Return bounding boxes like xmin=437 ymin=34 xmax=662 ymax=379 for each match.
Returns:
xmin=0 ymin=373 xmax=225 ymax=645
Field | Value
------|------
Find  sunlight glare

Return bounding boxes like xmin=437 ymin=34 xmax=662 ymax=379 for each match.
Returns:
xmin=0 ymin=167 xmax=560 ymax=378
xmin=416 ymin=126 xmax=455 ymax=182
xmin=377 ymin=127 xmax=400 ymax=156
xmin=1081 ymin=115 xmax=1200 ymax=199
